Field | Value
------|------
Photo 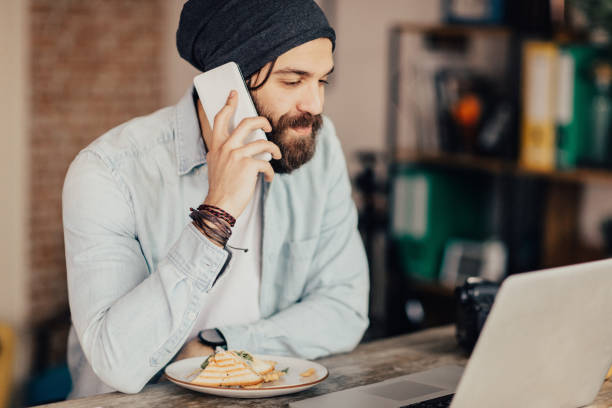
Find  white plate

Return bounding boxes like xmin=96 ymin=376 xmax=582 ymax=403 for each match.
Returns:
xmin=165 ymin=354 xmax=328 ymax=399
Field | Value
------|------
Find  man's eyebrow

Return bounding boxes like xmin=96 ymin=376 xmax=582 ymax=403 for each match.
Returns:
xmin=272 ymin=66 xmax=335 ymax=77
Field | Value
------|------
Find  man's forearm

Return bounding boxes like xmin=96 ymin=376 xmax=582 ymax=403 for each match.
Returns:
xmin=219 ymin=283 xmax=369 ymax=359
xmin=217 ymin=229 xmax=370 ymax=359
xmin=67 ymin=223 xmax=228 ymax=393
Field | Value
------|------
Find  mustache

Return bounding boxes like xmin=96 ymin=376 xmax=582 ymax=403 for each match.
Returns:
xmin=276 ymin=112 xmax=323 ymax=132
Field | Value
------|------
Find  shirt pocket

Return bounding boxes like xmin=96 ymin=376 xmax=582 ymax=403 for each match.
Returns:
xmin=275 ymin=236 xmax=318 ymax=307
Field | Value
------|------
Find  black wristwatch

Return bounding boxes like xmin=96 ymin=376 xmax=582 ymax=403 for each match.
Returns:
xmin=198 ymin=328 xmax=227 ymax=349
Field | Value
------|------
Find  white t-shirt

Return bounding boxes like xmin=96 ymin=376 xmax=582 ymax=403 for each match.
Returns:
xmin=187 ymin=178 xmax=262 ymax=341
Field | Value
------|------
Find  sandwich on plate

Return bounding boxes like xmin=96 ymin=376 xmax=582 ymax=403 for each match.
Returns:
xmin=191 ymin=349 xmax=286 ymax=388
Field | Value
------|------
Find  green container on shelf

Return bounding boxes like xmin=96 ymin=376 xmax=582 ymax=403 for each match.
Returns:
xmin=390 ymin=165 xmax=489 ymax=282
xmin=556 ymin=45 xmax=600 ymax=169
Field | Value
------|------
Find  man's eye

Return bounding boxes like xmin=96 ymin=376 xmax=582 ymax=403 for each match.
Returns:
xmin=284 ymin=81 xmax=301 ymax=87
xmin=319 ymin=79 xmax=329 ymax=85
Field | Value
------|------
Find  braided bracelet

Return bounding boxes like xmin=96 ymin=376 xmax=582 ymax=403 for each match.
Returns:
xmin=198 ymin=204 xmax=236 ymax=227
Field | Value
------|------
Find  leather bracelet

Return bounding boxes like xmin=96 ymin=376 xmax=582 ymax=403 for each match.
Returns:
xmin=190 ymin=208 xmax=232 ymax=247
xmin=198 ymin=204 xmax=236 ymax=227
xmin=201 ymin=211 xmax=232 ymax=235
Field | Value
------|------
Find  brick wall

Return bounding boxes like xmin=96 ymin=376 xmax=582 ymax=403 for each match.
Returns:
xmin=29 ymin=0 xmax=164 ymax=357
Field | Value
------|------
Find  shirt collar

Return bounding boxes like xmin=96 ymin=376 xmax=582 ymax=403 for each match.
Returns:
xmin=174 ymin=86 xmax=207 ymax=176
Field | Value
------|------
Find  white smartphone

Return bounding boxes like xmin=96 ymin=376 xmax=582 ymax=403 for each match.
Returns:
xmin=193 ymin=61 xmax=271 ymax=161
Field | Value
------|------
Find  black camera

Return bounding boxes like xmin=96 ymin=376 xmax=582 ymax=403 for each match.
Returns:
xmin=454 ymin=277 xmax=500 ymax=352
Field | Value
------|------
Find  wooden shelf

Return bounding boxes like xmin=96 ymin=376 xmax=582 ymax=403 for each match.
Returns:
xmin=410 ymin=280 xmax=455 ymax=298
xmin=393 ymin=23 xmax=511 ymax=37
xmin=394 ymin=150 xmax=612 ymax=185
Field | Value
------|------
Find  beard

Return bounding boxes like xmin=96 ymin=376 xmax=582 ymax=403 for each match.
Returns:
xmin=253 ymin=98 xmax=323 ymax=174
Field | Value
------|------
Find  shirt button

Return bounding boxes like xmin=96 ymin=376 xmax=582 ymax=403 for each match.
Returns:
xmin=187 ymin=311 xmax=197 ymax=321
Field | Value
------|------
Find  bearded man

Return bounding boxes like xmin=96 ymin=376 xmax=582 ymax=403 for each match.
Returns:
xmin=62 ymin=0 xmax=369 ymax=397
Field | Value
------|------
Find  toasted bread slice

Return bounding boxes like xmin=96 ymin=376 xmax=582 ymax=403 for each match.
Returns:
xmin=250 ymin=357 xmax=276 ymax=376
xmin=234 ymin=351 xmax=276 ymax=376
xmin=192 ymin=350 xmax=263 ymax=387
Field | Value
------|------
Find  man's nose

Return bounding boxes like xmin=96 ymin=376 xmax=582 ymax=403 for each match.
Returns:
xmin=296 ymin=84 xmax=324 ymax=116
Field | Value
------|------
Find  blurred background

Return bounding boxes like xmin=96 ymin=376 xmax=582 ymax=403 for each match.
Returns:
xmin=2 ymin=0 xmax=612 ymax=406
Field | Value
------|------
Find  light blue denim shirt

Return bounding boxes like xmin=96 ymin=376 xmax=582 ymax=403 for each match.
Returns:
xmin=62 ymin=88 xmax=369 ymax=397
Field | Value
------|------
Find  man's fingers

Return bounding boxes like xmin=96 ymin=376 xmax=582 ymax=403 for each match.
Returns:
xmin=210 ymin=90 xmax=238 ymax=151
xmin=254 ymin=160 xmax=275 ymax=183
xmin=236 ymin=140 xmax=281 ymax=160
xmin=225 ymin=116 xmax=272 ymax=148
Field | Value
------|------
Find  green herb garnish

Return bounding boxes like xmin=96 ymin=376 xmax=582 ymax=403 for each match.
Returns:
xmin=280 ymin=367 xmax=289 ymax=374
xmin=236 ymin=351 xmax=253 ymax=361
xmin=200 ymin=355 xmax=212 ymax=369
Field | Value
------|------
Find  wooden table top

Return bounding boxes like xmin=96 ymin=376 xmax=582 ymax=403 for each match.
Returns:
xmin=39 ymin=325 xmax=612 ymax=407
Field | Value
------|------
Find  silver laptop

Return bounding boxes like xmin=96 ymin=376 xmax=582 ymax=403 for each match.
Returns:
xmin=291 ymin=258 xmax=612 ymax=408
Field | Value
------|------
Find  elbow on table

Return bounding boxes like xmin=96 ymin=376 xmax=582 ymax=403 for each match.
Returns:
xmin=339 ymin=313 xmax=369 ymax=352
xmin=77 ymin=326 xmax=163 ymax=394
xmin=337 ymin=299 xmax=370 ymax=343
xmin=89 ymin=357 xmax=151 ymax=395
xmin=312 ymin=313 xmax=369 ymax=359
xmin=98 ymin=368 xmax=149 ymax=394
xmin=112 ymin=378 xmax=148 ymax=395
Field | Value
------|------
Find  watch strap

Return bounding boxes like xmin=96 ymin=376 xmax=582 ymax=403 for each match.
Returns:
xmin=198 ymin=328 xmax=227 ymax=349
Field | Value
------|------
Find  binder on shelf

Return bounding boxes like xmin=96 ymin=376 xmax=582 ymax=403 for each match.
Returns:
xmin=519 ymin=41 xmax=558 ymax=171
xmin=556 ymin=45 xmax=599 ymax=169
xmin=390 ymin=166 xmax=489 ymax=282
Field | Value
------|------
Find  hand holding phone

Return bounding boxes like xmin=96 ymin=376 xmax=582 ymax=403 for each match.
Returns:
xmin=193 ymin=63 xmax=281 ymax=219
xmin=194 ymin=62 xmax=272 ymax=161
